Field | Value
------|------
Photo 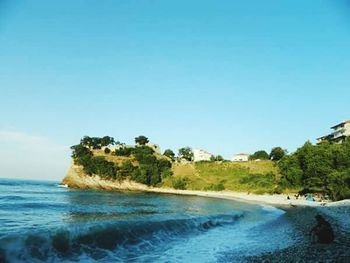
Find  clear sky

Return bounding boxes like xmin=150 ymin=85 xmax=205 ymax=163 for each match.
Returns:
xmin=1 ymin=0 xmax=350 ymax=180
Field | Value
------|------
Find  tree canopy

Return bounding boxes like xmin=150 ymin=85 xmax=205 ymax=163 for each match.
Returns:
xmin=178 ymin=147 xmax=194 ymax=161
xmin=80 ymin=136 xmax=115 ymax=149
xmin=270 ymin=147 xmax=286 ymax=161
xmin=163 ymin=149 xmax=175 ymax=160
xmin=279 ymin=139 xmax=350 ymax=200
xmin=135 ymin=135 xmax=149 ymax=145
xmin=249 ymin=150 xmax=269 ymax=160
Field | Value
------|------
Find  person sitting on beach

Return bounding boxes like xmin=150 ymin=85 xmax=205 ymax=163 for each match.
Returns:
xmin=310 ymin=214 xmax=334 ymax=244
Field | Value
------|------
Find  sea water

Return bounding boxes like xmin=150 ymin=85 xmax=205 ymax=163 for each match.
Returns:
xmin=0 ymin=179 xmax=294 ymax=263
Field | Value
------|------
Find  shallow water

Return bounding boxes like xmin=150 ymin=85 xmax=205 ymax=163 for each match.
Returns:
xmin=0 ymin=178 xmax=294 ymax=262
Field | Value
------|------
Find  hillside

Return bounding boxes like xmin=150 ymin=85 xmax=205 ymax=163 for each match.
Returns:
xmin=163 ymin=160 xmax=281 ymax=194
xmin=63 ymin=145 xmax=281 ymax=194
xmin=63 ymin=135 xmax=350 ymax=201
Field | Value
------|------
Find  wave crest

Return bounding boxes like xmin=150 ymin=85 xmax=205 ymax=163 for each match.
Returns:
xmin=0 ymin=213 xmax=244 ymax=262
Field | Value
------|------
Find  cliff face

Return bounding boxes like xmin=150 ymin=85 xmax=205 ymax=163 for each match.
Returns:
xmin=62 ymin=163 xmax=150 ymax=191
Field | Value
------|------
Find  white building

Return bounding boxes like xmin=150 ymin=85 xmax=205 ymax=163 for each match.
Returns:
xmin=317 ymin=120 xmax=350 ymax=144
xmin=232 ymin=153 xmax=250 ymax=162
xmin=193 ymin=149 xmax=213 ymax=162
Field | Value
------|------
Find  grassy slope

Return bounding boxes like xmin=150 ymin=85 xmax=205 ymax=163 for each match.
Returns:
xmin=162 ymin=160 xmax=281 ymax=194
xmin=88 ymin=151 xmax=283 ymax=194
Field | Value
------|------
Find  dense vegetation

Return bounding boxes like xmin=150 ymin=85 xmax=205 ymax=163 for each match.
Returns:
xmin=70 ymin=135 xmax=350 ymax=201
xmin=278 ymin=138 xmax=350 ymax=200
xmin=71 ymin=136 xmax=172 ymax=186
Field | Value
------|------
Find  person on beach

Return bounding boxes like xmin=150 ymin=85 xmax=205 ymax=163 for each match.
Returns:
xmin=310 ymin=214 xmax=334 ymax=244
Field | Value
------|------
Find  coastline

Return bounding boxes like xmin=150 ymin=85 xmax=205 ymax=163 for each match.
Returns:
xmin=62 ymin=164 xmax=349 ymax=208
xmin=63 ymin=164 xmax=350 ymax=234
xmin=62 ymin=167 xmax=350 ymax=262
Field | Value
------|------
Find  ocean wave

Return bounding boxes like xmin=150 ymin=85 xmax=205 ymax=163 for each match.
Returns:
xmin=0 ymin=196 xmax=26 ymax=201
xmin=0 ymin=213 xmax=244 ymax=263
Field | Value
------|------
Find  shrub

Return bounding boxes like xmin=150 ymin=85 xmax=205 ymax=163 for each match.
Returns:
xmin=114 ymin=147 xmax=133 ymax=157
xmin=172 ymin=177 xmax=188 ymax=190
xmin=161 ymin=168 xmax=173 ymax=179
xmin=205 ymin=182 xmax=225 ymax=191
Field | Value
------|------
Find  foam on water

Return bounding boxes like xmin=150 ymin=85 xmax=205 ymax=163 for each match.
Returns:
xmin=0 ymin=179 xmax=294 ymax=263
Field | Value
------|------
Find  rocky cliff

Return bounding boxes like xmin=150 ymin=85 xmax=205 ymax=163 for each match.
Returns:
xmin=62 ymin=163 xmax=150 ymax=192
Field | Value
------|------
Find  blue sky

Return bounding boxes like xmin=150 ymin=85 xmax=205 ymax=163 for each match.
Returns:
xmin=1 ymin=0 xmax=350 ymax=180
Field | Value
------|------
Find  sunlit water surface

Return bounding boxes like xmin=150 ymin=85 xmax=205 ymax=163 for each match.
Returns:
xmin=0 ymin=179 xmax=294 ymax=262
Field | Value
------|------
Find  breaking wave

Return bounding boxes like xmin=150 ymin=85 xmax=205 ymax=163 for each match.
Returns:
xmin=0 ymin=213 xmax=244 ymax=263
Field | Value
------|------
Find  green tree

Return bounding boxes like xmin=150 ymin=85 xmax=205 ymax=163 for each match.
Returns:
xmin=163 ymin=149 xmax=175 ymax=160
xmin=178 ymin=147 xmax=194 ymax=161
xmin=210 ymin=155 xmax=224 ymax=161
xmin=101 ymin=136 xmax=115 ymax=147
xmin=70 ymin=144 xmax=92 ymax=160
xmin=278 ymin=138 xmax=350 ymax=200
xmin=215 ymin=155 xmax=224 ymax=161
xmin=270 ymin=147 xmax=286 ymax=161
xmin=135 ymin=135 xmax=149 ymax=145
xmin=90 ymin=137 xmax=102 ymax=149
xmin=249 ymin=150 xmax=269 ymax=160
xmin=80 ymin=136 xmax=92 ymax=148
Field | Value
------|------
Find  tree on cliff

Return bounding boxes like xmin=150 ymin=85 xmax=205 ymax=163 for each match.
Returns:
xmin=135 ymin=135 xmax=149 ymax=145
xmin=270 ymin=147 xmax=286 ymax=161
xmin=163 ymin=149 xmax=175 ymax=161
xmin=101 ymin=136 xmax=115 ymax=147
xmin=178 ymin=147 xmax=194 ymax=161
xmin=249 ymin=150 xmax=269 ymax=160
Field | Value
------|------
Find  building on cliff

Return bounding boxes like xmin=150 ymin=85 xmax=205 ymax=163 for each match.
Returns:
xmin=317 ymin=120 xmax=350 ymax=144
xmin=193 ymin=149 xmax=213 ymax=162
xmin=232 ymin=153 xmax=250 ymax=162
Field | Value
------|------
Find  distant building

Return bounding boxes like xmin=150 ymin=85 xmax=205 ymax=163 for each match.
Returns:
xmin=317 ymin=120 xmax=350 ymax=144
xmin=193 ymin=149 xmax=213 ymax=162
xmin=232 ymin=153 xmax=250 ymax=162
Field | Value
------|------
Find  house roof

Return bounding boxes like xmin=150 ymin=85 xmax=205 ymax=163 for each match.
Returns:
xmin=236 ymin=153 xmax=250 ymax=156
xmin=331 ymin=120 xmax=350 ymax=129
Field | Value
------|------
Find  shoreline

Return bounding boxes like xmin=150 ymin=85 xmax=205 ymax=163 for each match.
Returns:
xmin=62 ymin=171 xmax=350 ymax=261
xmin=62 ymin=165 xmax=350 ymax=208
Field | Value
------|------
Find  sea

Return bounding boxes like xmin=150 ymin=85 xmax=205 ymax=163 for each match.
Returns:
xmin=0 ymin=178 xmax=296 ymax=263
